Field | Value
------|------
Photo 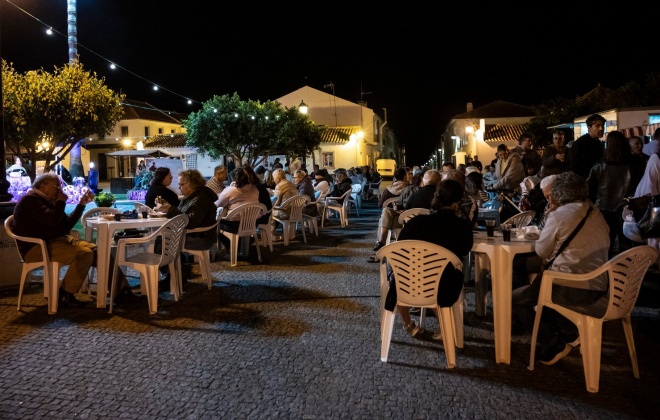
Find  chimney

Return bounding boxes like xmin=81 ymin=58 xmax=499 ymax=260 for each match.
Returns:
xmin=466 ymin=102 xmax=473 ymax=112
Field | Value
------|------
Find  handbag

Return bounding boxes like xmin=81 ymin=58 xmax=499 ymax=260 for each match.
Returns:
xmin=531 ymin=207 xmax=592 ymax=285
xmin=619 ymin=194 xmax=657 ymax=222
xmin=638 ymin=195 xmax=660 ymax=238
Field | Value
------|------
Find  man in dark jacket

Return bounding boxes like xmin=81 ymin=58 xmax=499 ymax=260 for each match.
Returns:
xmin=569 ymin=113 xmax=605 ymax=178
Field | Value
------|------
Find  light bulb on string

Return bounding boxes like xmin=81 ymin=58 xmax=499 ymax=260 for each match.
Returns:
xmin=153 ymin=85 xmax=159 ymax=91
xmin=187 ymin=99 xmax=192 ymax=105
xmin=109 ymin=63 xmax=116 ymax=70
xmin=46 ymin=27 xmax=53 ymax=35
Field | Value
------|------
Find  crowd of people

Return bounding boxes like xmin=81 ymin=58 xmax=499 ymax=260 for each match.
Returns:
xmin=9 ymin=121 xmax=660 ymax=368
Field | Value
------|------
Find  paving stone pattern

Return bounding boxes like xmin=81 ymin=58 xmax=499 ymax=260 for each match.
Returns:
xmin=0 ymin=199 xmax=659 ymax=419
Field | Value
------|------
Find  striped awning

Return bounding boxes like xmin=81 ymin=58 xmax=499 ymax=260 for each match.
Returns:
xmin=618 ymin=123 xmax=660 ymax=138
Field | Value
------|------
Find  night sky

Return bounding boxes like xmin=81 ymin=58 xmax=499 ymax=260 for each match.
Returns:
xmin=1 ymin=0 xmax=655 ymax=165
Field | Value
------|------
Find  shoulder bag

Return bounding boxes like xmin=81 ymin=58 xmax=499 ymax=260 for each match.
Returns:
xmin=638 ymin=195 xmax=660 ymax=238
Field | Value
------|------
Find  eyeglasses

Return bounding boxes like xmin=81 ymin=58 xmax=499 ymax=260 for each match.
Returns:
xmin=48 ymin=184 xmax=60 ymax=191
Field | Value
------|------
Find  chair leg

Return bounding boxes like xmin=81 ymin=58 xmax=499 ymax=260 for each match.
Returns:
xmin=282 ymin=222 xmax=290 ymax=246
xmin=48 ymin=263 xmax=62 ymax=315
xmin=146 ymin=266 xmax=160 ymax=315
xmin=381 ymin=310 xmax=395 ymax=362
xmin=439 ymin=307 xmax=457 ymax=368
xmin=230 ymin=234 xmax=239 ymax=266
xmin=17 ymin=269 xmax=30 ymax=311
xmin=580 ymin=317 xmax=603 ymax=393
xmin=622 ymin=316 xmax=640 ymax=378
xmin=300 ymin=221 xmax=307 ymax=243
xmin=254 ymin=234 xmax=262 ymax=263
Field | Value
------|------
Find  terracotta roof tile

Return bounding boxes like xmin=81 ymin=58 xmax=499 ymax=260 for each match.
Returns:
xmin=121 ymin=99 xmax=186 ymax=124
xmin=455 ymin=101 xmax=534 ymax=119
xmin=144 ymin=133 xmax=187 ymax=148
xmin=483 ymin=124 xmax=526 ymax=143
xmin=320 ymin=126 xmax=362 ymax=143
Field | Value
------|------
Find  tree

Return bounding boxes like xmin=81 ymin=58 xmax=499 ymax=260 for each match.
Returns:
xmin=2 ymin=60 xmax=125 ymax=179
xmin=183 ymin=93 xmax=321 ymax=168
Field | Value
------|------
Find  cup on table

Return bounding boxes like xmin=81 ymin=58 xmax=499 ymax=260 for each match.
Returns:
xmin=485 ymin=219 xmax=496 ymax=237
xmin=114 ymin=213 xmax=122 ymax=221
xmin=501 ymin=223 xmax=512 ymax=241
xmin=142 ymin=211 xmax=148 ymax=219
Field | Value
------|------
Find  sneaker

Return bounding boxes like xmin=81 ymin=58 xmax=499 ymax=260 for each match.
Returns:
xmin=539 ymin=342 xmax=572 ymax=365
xmin=373 ymin=242 xmax=385 ymax=252
xmin=432 ymin=331 xmax=442 ymax=341
xmin=367 ymin=254 xmax=379 ymax=263
xmin=403 ymin=321 xmax=421 ymax=337
xmin=59 ymin=289 xmax=88 ymax=307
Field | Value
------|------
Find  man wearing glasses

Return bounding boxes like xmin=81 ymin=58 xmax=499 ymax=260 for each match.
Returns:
xmin=12 ymin=172 xmax=95 ymax=307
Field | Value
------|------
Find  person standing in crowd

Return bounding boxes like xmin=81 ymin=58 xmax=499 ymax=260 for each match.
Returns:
xmin=540 ymin=129 xmax=570 ymax=177
xmin=383 ymin=179 xmax=473 ymax=337
xmin=587 ymin=130 xmax=645 ymax=257
xmin=12 ymin=173 xmax=140 ymax=307
xmin=569 ymin=113 xmax=605 ymax=178
xmin=226 ymin=157 xmax=236 ymax=182
xmin=642 ymin=127 xmax=660 ymax=156
xmin=493 ymin=144 xmax=524 ymax=192
xmin=149 ymin=162 xmax=157 ymax=172
xmin=513 ymin=132 xmax=541 ymax=176
xmin=512 ymin=172 xmax=610 ymax=365
xmin=629 ymin=135 xmax=649 ymax=165
xmin=145 ymin=167 xmax=180 ymax=210
xmin=205 ymin=165 xmax=228 ymax=195
xmin=482 ymin=164 xmax=497 ymax=190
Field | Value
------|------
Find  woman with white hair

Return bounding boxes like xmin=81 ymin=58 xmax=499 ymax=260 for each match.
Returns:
xmin=271 ymin=168 xmax=298 ymax=220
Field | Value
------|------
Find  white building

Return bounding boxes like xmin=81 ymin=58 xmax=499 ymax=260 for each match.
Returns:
xmin=277 ymin=86 xmax=397 ymax=173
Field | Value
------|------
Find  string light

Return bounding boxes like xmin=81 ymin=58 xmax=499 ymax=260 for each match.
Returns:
xmin=4 ymin=0 xmax=203 ymax=110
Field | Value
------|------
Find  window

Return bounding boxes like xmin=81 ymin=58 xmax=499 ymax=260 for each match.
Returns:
xmin=158 ymin=128 xmax=163 ymax=134
xmin=121 ymin=126 xmax=129 ymax=137
xmin=322 ymin=152 xmax=334 ymax=168
xmin=185 ymin=153 xmax=197 ymax=169
xmin=144 ymin=126 xmax=150 ymax=137
xmin=171 ymin=129 xmax=175 ymax=134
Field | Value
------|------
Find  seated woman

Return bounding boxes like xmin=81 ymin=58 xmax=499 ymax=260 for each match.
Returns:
xmin=245 ymin=166 xmax=273 ymax=226
xmin=293 ymin=169 xmax=318 ymax=217
xmin=512 ymin=171 xmax=610 ymax=366
xmin=153 ymin=169 xmax=218 ymax=284
xmin=271 ymin=168 xmax=298 ymax=220
xmin=312 ymin=169 xmax=331 ymax=200
xmin=214 ymin=168 xmax=259 ymax=252
xmin=384 ymin=180 xmax=474 ymax=338
xmin=145 ymin=167 xmax=180 ymax=210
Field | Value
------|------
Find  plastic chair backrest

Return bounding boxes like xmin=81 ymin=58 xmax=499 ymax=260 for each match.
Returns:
xmin=158 ymin=214 xmax=189 ymax=266
xmin=82 ymin=207 xmax=120 ymax=228
xmin=503 ymin=210 xmax=535 ymax=227
xmin=397 ymin=208 xmax=431 ymax=225
xmin=376 ymin=240 xmax=462 ymax=308
xmin=226 ymin=203 xmax=266 ymax=235
xmin=351 ymin=183 xmax=362 ymax=193
xmin=4 ymin=215 xmax=48 ymax=263
xmin=382 ymin=197 xmax=398 ymax=208
xmin=285 ymin=195 xmax=310 ymax=222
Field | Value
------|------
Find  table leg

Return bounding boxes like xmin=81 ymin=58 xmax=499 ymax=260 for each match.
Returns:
xmin=490 ymin=247 xmax=514 ymax=364
xmin=473 ymin=251 xmax=493 ymax=318
xmin=95 ymin=225 xmax=111 ymax=308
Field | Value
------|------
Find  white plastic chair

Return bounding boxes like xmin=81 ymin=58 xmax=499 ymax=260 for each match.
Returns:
xmin=109 ymin=214 xmax=189 ymax=314
xmin=272 ymin=195 xmax=310 ymax=246
xmin=220 ymin=203 xmax=266 ymax=266
xmin=257 ymin=211 xmax=274 ymax=252
xmin=181 ymin=220 xmax=220 ymax=290
xmin=347 ymin=183 xmax=362 ymax=216
xmin=386 ymin=207 xmax=432 ymax=245
xmin=4 ymin=215 xmax=68 ymax=314
xmin=320 ymin=189 xmax=352 ymax=228
xmin=376 ymin=240 xmax=464 ymax=368
xmin=503 ymin=210 xmax=535 ymax=227
xmin=528 ymin=245 xmax=658 ymax=393
xmin=381 ymin=197 xmax=398 ymax=209
xmin=302 ymin=210 xmax=319 ymax=237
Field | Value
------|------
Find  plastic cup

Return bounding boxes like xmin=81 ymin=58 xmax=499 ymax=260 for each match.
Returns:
xmin=501 ymin=223 xmax=512 ymax=241
xmin=485 ymin=219 xmax=496 ymax=237
xmin=114 ymin=213 xmax=122 ymax=221
xmin=142 ymin=211 xmax=148 ymax=219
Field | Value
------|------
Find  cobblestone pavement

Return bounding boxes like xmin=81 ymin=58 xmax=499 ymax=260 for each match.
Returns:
xmin=0 ymin=199 xmax=659 ymax=419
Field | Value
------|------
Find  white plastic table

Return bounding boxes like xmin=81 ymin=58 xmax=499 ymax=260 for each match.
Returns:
xmin=471 ymin=231 xmax=536 ymax=364
xmin=85 ymin=216 xmax=168 ymax=308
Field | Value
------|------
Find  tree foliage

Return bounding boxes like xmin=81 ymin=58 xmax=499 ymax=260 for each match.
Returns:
xmin=526 ymin=71 xmax=660 ymax=148
xmin=183 ymin=93 xmax=321 ymax=168
xmin=2 ymin=60 xmax=125 ymax=179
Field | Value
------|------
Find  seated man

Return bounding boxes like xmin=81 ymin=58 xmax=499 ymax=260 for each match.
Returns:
xmin=368 ymin=169 xmax=442 ymax=261
xmin=205 ymin=164 xmax=228 ymax=195
xmin=12 ymin=173 xmax=140 ymax=307
xmin=512 ymin=172 xmax=610 ymax=365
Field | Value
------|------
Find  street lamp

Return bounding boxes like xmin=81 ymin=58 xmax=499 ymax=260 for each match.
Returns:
xmin=298 ymin=100 xmax=308 ymax=114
